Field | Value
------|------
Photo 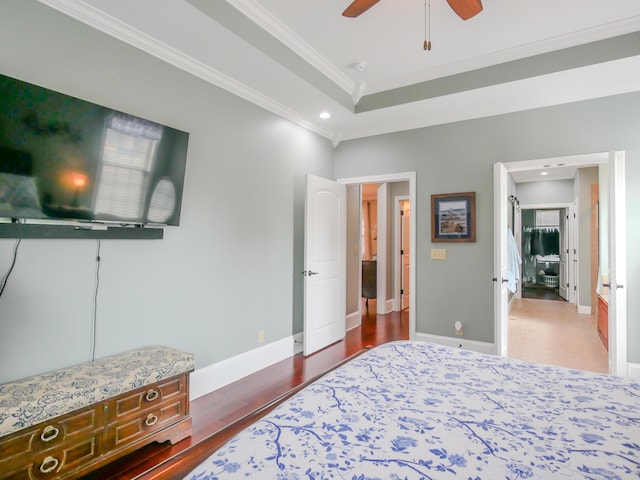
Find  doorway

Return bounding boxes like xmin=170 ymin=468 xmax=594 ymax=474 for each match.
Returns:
xmin=519 ymin=206 xmax=569 ymax=302
xmin=495 ymin=152 xmax=627 ymax=376
xmin=395 ymin=197 xmax=410 ymax=311
xmin=361 ymin=184 xmax=378 ymax=312
xmin=339 ymin=172 xmax=417 ymax=340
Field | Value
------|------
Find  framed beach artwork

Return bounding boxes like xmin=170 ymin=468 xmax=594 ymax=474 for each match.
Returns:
xmin=431 ymin=192 xmax=476 ymax=242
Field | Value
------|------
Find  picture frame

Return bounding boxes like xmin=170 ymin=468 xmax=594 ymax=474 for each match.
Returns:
xmin=431 ymin=192 xmax=476 ymax=242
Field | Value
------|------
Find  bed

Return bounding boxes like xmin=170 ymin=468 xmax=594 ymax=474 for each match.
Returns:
xmin=185 ymin=341 xmax=640 ymax=479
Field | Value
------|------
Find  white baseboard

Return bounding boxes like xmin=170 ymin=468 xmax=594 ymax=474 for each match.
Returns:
xmin=577 ymin=305 xmax=592 ymax=315
xmin=415 ymin=333 xmax=496 ymax=355
xmin=293 ymin=332 xmax=303 ymax=354
xmin=385 ymin=299 xmax=394 ymax=313
xmin=346 ymin=311 xmax=361 ymax=331
xmin=627 ymin=362 xmax=640 ymax=379
xmin=190 ymin=336 xmax=294 ymax=401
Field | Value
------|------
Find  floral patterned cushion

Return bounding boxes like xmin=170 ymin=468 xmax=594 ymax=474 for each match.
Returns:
xmin=0 ymin=345 xmax=194 ymax=438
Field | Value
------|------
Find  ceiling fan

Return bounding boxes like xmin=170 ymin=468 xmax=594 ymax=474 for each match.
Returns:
xmin=342 ymin=0 xmax=483 ymax=20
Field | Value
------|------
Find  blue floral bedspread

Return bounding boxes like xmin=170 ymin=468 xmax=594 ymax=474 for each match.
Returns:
xmin=185 ymin=341 xmax=640 ymax=479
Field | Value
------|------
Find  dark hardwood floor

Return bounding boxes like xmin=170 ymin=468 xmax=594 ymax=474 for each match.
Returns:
xmin=82 ymin=300 xmax=409 ymax=480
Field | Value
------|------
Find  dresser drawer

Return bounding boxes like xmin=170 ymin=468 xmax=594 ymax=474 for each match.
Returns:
xmin=108 ymin=375 xmax=186 ymax=422
xmin=2 ymin=433 xmax=102 ymax=480
xmin=106 ymin=397 xmax=188 ymax=450
xmin=0 ymin=406 xmax=101 ymax=472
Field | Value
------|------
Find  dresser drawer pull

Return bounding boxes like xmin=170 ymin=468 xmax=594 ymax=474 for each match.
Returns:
xmin=145 ymin=389 xmax=159 ymax=402
xmin=144 ymin=413 xmax=159 ymax=427
xmin=40 ymin=425 xmax=60 ymax=442
xmin=40 ymin=456 xmax=60 ymax=474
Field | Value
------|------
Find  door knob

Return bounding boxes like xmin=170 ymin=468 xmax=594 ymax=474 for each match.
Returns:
xmin=302 ymin=270 xmax=319 ymax=276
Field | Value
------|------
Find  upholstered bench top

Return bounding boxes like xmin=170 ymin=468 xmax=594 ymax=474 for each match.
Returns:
xmin=0 ymin=345 xmax=194 ymax=438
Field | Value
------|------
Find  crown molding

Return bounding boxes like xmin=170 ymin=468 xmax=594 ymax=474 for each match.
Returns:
xmin=36 ymin=0 xmax=337 ymax=141
xmin=226 ymin=0 xmax=355 ymax=95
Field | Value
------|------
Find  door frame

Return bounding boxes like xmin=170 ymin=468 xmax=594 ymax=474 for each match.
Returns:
xmin=495 ymin=152 xmax=627 ymax=376
xmin=338 ymin=172 xmax=416 ymax=340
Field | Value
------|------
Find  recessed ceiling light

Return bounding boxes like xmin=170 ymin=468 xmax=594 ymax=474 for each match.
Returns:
xmin=319 ymin=112 xmax=331 ymax=119
xmin=540 ymin=171 xmax=548 ymax=176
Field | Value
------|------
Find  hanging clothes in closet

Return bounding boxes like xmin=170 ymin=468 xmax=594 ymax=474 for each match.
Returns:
xmin=526 ymin=228 xmax=559 ymax=256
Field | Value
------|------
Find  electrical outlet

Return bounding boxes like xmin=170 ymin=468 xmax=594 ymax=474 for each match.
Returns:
xmin=258 ymin=329 xmax=264 ymax=344
xmin=431 ymin=248 xmax=447 ymax=260
xmin=454 ymin=321 xmax=463 ymax=336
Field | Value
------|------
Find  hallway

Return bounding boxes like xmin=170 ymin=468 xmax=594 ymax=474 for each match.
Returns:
xmin=508 ymin=298 xmax=608 ymax=373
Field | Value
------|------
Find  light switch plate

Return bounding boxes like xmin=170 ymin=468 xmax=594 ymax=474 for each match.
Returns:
xmin=431 ymin=248 xmax=447 ymax=260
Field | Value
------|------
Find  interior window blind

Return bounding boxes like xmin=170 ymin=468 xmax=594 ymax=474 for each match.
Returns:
xmin=535 ymin=209 xmax=560 ymax=227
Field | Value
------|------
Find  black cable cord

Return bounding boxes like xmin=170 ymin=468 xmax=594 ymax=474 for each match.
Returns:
xmin=90 ymin=239 xmax=101 ymax=361
xmin=0 ymin=238 xmax=22 ymax=298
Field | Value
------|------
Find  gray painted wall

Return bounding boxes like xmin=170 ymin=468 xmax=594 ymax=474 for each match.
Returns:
xmin=0 ymin=1 xmax=333 ymax=383
xmin=335 ymin=93 xmax=640 ymax=363
xmin=345 ymin=184 xmax=361 ymax=316
xmin=517 ymin=179 xmax=574 ymax=205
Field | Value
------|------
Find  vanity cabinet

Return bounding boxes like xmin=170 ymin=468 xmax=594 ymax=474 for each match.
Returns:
xmin=597 ymin=295 xmax=608 ymax=350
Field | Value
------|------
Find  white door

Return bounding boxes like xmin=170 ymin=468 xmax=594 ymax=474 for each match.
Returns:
xmin=558 ymin=208 xmax=569 ymax=300
xmin=608 ymin=151 xmax=627 ymax=377
xmin=494 ymin=163 xmax=509 ymax=357
xmin=303 ymin=174 xmax=347 ymax=356
xmin=401 ymin=200 xmax=411 ymax=309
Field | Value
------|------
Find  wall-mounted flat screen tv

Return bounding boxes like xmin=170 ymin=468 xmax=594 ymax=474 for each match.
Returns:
xmin=0 ymin=73 xmax=189 ymax=227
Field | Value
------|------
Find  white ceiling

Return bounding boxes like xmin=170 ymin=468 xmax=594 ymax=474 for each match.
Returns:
xmin=40 ymin=0 xmax=640 ymax=146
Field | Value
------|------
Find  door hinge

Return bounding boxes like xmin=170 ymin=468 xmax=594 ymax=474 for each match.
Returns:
xmin=400 ymin=289 xmax=404 ymax=294
xmin=400 ymin=210 xmax=404 ymax=216
xmin=400 ymin=249 xmax=404 ymax=255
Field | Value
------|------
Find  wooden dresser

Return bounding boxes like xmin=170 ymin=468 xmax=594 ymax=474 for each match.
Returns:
xmin=0 ymin=346 xmax=194 ymax=480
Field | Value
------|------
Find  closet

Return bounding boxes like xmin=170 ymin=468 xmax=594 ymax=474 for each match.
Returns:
xmin=521 ymin=209 xmax=565 ymax=300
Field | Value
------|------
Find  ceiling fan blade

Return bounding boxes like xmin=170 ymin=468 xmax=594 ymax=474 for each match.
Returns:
xmin=446 ymin=0 xmax=482 ymax=20
xmin=342 ymin=0 xmax=380 ymax=18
